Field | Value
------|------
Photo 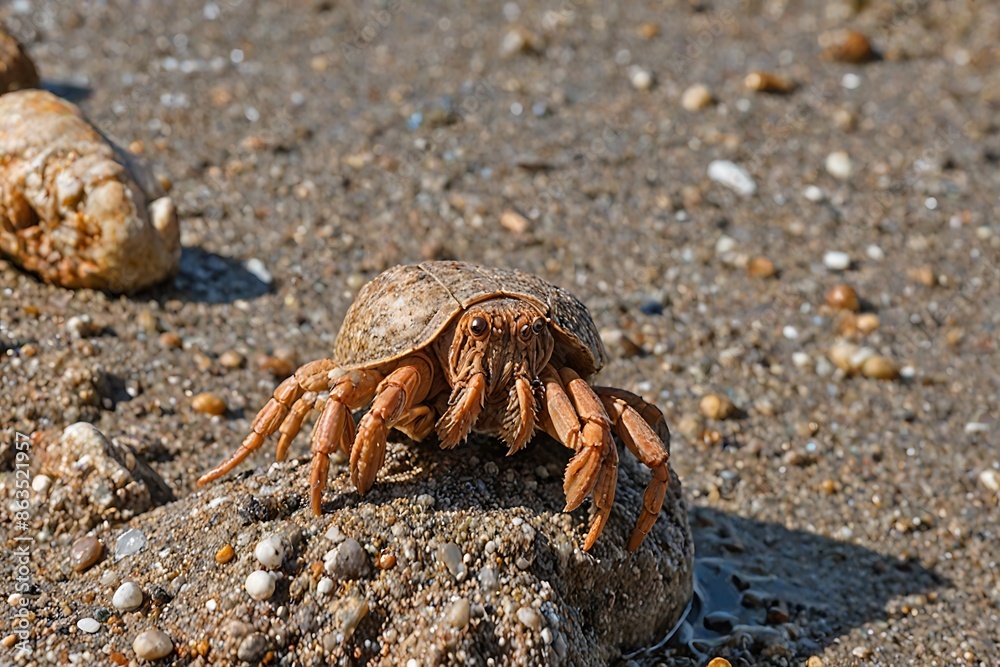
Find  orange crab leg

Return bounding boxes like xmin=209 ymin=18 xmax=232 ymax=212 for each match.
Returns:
xmin=597 ymin=389 xmax=671 ymax=552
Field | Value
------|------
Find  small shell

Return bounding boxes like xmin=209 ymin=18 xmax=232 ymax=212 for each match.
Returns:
xmin=0 ymin=28 xmax=39 ymax=93
xmin=0 ymin=90 xmax=180 ymax=292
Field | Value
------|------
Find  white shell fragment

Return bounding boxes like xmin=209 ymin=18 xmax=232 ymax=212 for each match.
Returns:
xmin=708 ymin=160 xmax=757 ymax=196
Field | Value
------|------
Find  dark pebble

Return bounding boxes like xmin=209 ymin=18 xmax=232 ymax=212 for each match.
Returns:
xmin=640 ymin=299 xmax=664 ymax=315
xmin=70 ymin=536 xmax=103 ymax=572
xmin=704 ymin=610 xmax=739 ymax=633
xmin=237 ymin=632 xmax=269 ymax=662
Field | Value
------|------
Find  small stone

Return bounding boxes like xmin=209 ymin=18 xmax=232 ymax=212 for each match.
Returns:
xmin=744 ymin=71 xmax=793 ymax=93
xmin=516 ymin=606 xmax=541 ymax=631
xmin=860 ymin=355 xmax=897 ymax=380
xmin=825 ymin=284 xmax=861 ymax=311
xmin=637 ymin=22 xmax=659 ymax=39
xmin=499 ymin=28 xmax=540 ymax=58
xmin=66 ymin=315 xmax=99 ymax=338
xmin=192 ymin=392 xmax=227 ymax=416
xmin=828 ymin=342 xmax=860 ymax=373
xmin=115 ymin=529 xmax=147 ymax=561
xmin=136 ymin=311 xmax=159 ymax=334
xmin=375 ymin=552 xmax=396 ymax=570
xmin=245 ymin=258 xmax=272 ymax=285
xmin=707 ymin=659 xmax=733 ymax=667
xmin=500 ymin=209 xmax=530 ymax=234
xmin=237 ymin=632 xmax=269 ymax=662
xmin=77 ymin=618 xmax=101 ymax=634
xmin=747 ymin=257 xmax=776 ymax=278
xmin=71 ymin=536 xmax=103 ymax=572
xmin=438 ymin=542 xmax=467 ymax=581
xmin=825 ymin=151 xmax=853 ymax=180
xmin=219 ymin=350 xmax=245 ymax=369
xmin=979 ymin=469 xmax=1000 ymax=492
xmin=133 ymin=629 xmax=173 ymax=660
xmin=328 ymin=538 xmax=370 ymax=580
xmin=708 ymin=160 xmax=756 ymax=196
xmin=803 ymin=185 xmax=825 ymax=202
xmin=31 ymin=474 xmax=52 ymax=494
xmin=317 ymin=577 xmax=334 ymax=595
xmin=245 ymin=570 xmax=276 ymax=601
xmin=851 ymin=646 xmax=871 ymax=659
xmin=340 ymin=597 xmax=369 ymax=640
xmin=478 ymin=567 xmax=499 ymax=592
xmin=2 ymin=635 xmax=16 ymax=649
xmin=113 ymin=582 xmax=144 ymax=612
xmin=867 ymin=244 xmax=885 ymax=261
xmin=158 ymin=331 xmax=182 ymax=349
xmin=823 ymin=251 xmax=851 ymax=271
xmin=255 ymin=536 xmax=285 ymax=569
xmin=681 ymin=84 xmax=713 ymax=111
xmin=215 ymin=544 xmax=235 ymax=564
xmin=855 ymin=313 xmax=880 ymax=334
xmin=700 ymin=394 xmax=735 ymax=420
xmin=822 ymin=30 xmax=875 ymax=63
xmin=445 ymin=598 xmax=471 ymax=629
xmin=806 ymin=657 xmax=825 ymax=667
xmin=629 ymin=66 xmax=653 ymax=91
xmin=909 ymin=266 xmax=936 ymax=287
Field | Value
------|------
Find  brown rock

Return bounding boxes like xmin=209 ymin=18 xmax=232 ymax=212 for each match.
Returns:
xmin=744 ymin=71 xmax=794 ymax=94
xmin=822 ymin=30 xmax=876 ymax=64
xmin=826 ymin=284 xmax=861 ymax=312
xmin=0 ymin=28 xmax=39 ymax=93
xmin=747 ymin=257 xmax=777 ymax=278
xmin=192 ymin=392 xmax=227 ymax=416
xmin=699 ymin=394 xmax=735 ymax=420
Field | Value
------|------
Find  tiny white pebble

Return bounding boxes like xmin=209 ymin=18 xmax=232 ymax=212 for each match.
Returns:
xmin=803 ymin=185 xmax=824 ymax=202
xmin=77 ymin=618 xmax=100 ymax=634
xmin=629 ymin=67 xmax=653 ymax=90
xmin=31 ymin=474 xmax=52 ymax=494
xmin=317 ymin=577 xmax=334 ymax=595
xmin=715 ymin=235 xmax=737 ymax=255
xmin=866 ymin=245 xmax=885 ymax=261
xmin=841 ymin=73 xmax=862 ymax=89
xmin=206 ymin=599 xmax=218 ymax=612
xmin=924 ymin=197 xmax=938 ymax=210
xmin=782 ymin=326 xmax=799 ymax=340
xmin=254 ymin=536 xmax=285 ymax=569
xmin=681 ymin=83 xmax=713 ymax=111
xmin=406 ymin=660 xmax=419 ymax=667
xmin=708 ymin=160 xmax=757 ymax=196
xmin=979 ymin=469 xmax=1000 ymax=492
xmin=245 ymin=570 xmax=276 ymax=601
xmin=965 ymin=422 xmax=990 ymax=434
xmin=112 ymin=582 xmax=143 ymax=612
xmin=792 ymin=352 xmax=811 ymax=367
xmin=825 ymin=151 xmax=853 ymax=180
xmin=823 ymin=251 xmax=851 ymax=271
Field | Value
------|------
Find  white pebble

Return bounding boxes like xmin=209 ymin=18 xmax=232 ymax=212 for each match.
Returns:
xmin=965 ymin=422 xmax=990 ymax=434
xmin=245 ymin=570 xmax=275 ymax=601
xmin=254 ymin=536 xmax=285 ymax=569
xmin=841 ymin=73 xmax=862 ymax=89
xmin=979 ymin=469 xmax=1000 ymax=492
xmin=803 ymin=185 xmax=824 ymax=202
xmin=77 ymin=618 xmax=100 ymax=634
xmin=317 ymin=577 xmax=334 ymax=595
xmin=825 ymin=151 xmax=853 ymax=180
xmin=714 ymin=235 xmax=737 ymax=255
xmin=629 ymin=66 xmax=653 ymax=90
xmin=206 ymin=599 xmax=218 ymax=612
xmin=823 ymin=251 xmax=851 ymax=271
xmin=792 ymin=352 xmax=811 ymax=367
xmin=112 ymin=582 xmax=143 ymax=612
xmin=782 ymin=326 xmax=799 ymax=340
xmin=244 ymin=258 xmax=272 ymax=285
xmin=866 ymin=244 xmax=885 ymax=261
xmin=133 ymin=629 xmax=173 ymax=660
xmin=708 ymin=160 xmax=757 ymax=196
xmin=31 ymin=474 xmax=52 ymax=494
xmin=681 ymin=83 xmax=713 ymax=111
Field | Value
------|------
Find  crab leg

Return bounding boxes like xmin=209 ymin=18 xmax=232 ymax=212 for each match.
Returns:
xmin=197 ymin=358 xmax=340 ymax=486
xmin=350 ymin=353 xmax=435 ymax=495
xmin=597 ymin=389 xmax=671 ymax=552
xmin=538 ymin=365 xmax=618 ymax=551
xmin=593 ymin=386 xmax=672 ymax=447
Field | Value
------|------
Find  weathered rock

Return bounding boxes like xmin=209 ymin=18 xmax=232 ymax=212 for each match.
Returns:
xmin=30 ymin=435 xmax=692 ymax=666
xmin=0 ymin=28 xmax=39 ymax=93
xmin=0 ymin=90 xmax=180 ymax=292
xmin=37 ymin=423 xmax=175 ymax=532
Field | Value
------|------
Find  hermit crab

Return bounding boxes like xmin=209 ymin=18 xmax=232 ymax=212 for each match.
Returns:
xmin=200 ymin=261 xmax=673 ymax=551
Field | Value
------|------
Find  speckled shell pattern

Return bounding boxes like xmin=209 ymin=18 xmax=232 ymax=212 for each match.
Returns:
xmin=334 ymin=261 xmax=609 ymax=375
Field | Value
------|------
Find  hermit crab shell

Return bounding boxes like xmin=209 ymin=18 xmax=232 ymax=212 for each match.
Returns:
xmin=334 ymin=261 xmax=609 ymax=375
xmin=0 ymin=28 xmax=39 ymax=94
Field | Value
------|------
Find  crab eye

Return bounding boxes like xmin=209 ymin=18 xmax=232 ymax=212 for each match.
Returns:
xmin=531 ymin=317 xmax=546 ymax=334
xmin=519 ymin=324 xmax=532 ymax=341
xmin=470 ymin=316 xmax=489 ymax=337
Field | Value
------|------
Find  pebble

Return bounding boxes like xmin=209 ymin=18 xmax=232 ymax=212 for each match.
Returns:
xmin=445 ymin=598 xmax=471 ymax=629
xmin=31 ymin=474 xmax=52 ymax=494
xmin=699 ymin=394 xmax=735 ymax=420
xmin=825 ymin=284 xmax=861 ymax=311
xmin=66 ymin=315 xmax=99 ymax=338
xmin=70 ymin=536 xmax=103 ymax=572
xmin=192 ymin=392 xmax=227 ymax=416
xmin=326 ymin=538 xmax=370 ymax=580
xmin=438 ymin=542 xmax=467 ymax=581
xmin=806 ymin=657 xmax=825 ymax=667
xmin=215 ymin=544 xmax=235 ymax=564
xmin=860 ymin=355 xmax=897 ymax=380
xmin=133 ymin=629 xmax=173 ymax=660
xmin=825 ymin=151 xmax=853 ymax=180
xmin=744 ymin=71 xmax=793 ymax=93
xmin=629 ymin=66 xmax=653 ymax=90
xmin=822 ymin=30 xmax=875 ymax=63
xmin=708 ymin=160 xmax=756 ymax=196
xmin=500 ymin=209 xmax=530 ymax=234
xmin=113 ymin=582 xmax=143 ymax=612
xmin=340 ymin=597 xmax=369 ymax=640
xmin=478 ymin=567 xmax=499 ymax=592
xmin=747 ymin=257 xmax=776 ymax=278
xmin=115 ymin=529 xmax=147 ymax=561
xmin=237 ymin=633 xmax=269 ymax=662
xmin=516 ymin=606 xmax=541 ymax=631
xmin=823 ymin=251 xmax=851 ymax=271
xmin=866 ymin=244 xmax=885 ymax=261
xmin=803 ymin=185 xmax=825 ymax=202
xmin=317 ymin=577 xmax=334 ymax=595
xmin=707 ymin=659 xmax=733 ymax=667
xmin=254 ymin=536 xmax=285 ymax=569
xmin=245 ymin=570 xmax=276 ymax=600
xmin=637 ymin=22 xmax=659 ymax=39
xmin=219 ymin=350 xmax=245 ymax=369
xmin=681 ymin=84 xmax=713 ymax=111
xmin=245 ymin=258 xmax=272 ymax=285
xmin=158 ymin=331 xmax=182 ymax=349
xmin=855 ymin=313 xmax=880 ymax=334
xmin=979 ymin=469 xmax=1000 ymax=492
xmin=77 ymin=618 xmax=100 ymax=634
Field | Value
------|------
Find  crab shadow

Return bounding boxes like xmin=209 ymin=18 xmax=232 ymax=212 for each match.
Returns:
xmin=148 ymin=246 xmax=271 ymax=304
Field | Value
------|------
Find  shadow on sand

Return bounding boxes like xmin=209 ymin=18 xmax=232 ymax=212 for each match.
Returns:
xmin=152 ymin=246 xmax=271 ymax=304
